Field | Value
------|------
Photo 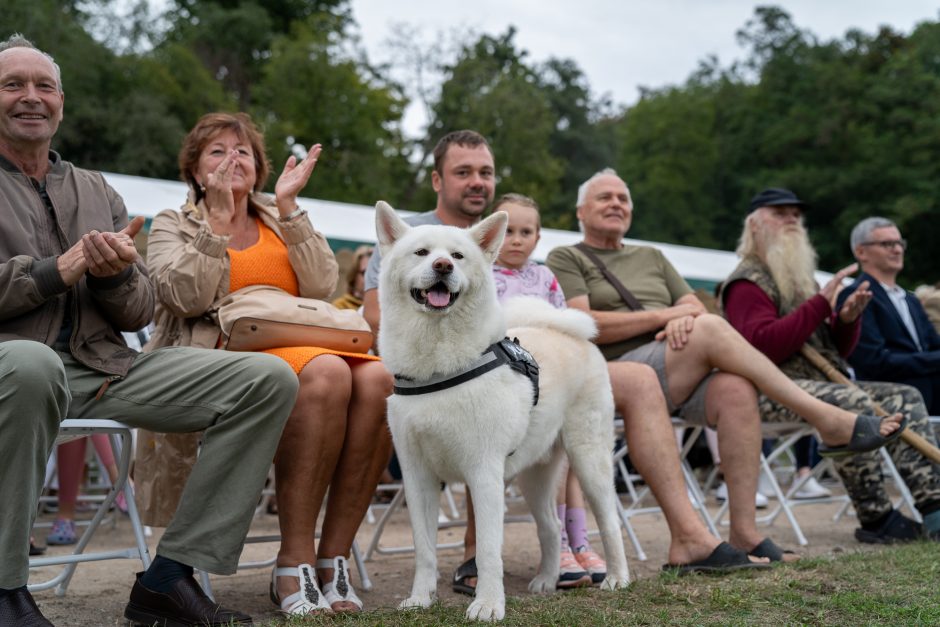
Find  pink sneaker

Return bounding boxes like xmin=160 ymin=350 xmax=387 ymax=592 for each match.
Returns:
xmin=557 ymin=550 xmax=592 ymax=589
xmin=573 ymin=547 xmax=607 ymax=585
xmin=47 ymin=518 xmax=77 ymax=545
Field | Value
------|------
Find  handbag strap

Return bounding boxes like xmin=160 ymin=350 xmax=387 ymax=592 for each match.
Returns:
xmin=574 ymin=242 xmax=645 ymax=312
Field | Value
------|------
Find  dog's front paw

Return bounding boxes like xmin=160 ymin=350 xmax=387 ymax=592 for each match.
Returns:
xmin=600 ymin=574 xmax=631 ymax=591
xmin=399 ymin=594 xmax=434 ymax=610
xmin=466 ymin=598 xmax=505 ymax=622
xmin=527 ymin=573 xmax=558 ymax=594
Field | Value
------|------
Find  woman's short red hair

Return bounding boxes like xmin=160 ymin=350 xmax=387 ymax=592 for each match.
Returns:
xmin=178 ymin=112 xmax=271 ymax=201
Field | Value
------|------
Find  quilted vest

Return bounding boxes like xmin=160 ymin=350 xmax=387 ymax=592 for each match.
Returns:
xmin=724 ymin=257 xmax=848 ymax=381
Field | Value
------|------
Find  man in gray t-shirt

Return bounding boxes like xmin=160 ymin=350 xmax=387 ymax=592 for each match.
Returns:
xmin=363 ymin=130 xmax=495 ymax=595
xmin=363 ymin=130 xmax=496 ymax=334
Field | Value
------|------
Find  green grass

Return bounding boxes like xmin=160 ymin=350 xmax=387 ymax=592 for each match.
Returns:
xmin=266 ymin=542 xmax=940 ymax=625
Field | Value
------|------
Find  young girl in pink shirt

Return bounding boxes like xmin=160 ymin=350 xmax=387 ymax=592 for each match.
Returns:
xmin=492 ymin=193 xmax=606 ymax=588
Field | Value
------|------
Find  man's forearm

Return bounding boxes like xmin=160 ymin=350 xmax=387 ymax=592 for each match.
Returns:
xmin=585 ymin=308 xmax=667 ymax=344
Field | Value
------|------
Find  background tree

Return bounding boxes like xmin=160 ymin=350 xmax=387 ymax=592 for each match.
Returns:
xmin=160 ymin=0 xmax=352 ymax=109
xmin=397 ymin=27 xmax=610 ymax=226
xmin=255 ymin=18 xmax=412 ymax=205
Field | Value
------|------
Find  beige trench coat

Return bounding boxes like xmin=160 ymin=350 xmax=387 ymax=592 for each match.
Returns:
xmin=135 ymin=193 xmax=337 ymax=526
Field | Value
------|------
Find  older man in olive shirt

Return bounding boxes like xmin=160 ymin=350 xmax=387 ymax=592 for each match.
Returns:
xmin=547 ymin=169 xmax=903 ymax=566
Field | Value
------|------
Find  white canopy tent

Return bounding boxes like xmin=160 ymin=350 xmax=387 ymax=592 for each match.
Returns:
xmin=103 ymin=171 xmax=831 ymax=288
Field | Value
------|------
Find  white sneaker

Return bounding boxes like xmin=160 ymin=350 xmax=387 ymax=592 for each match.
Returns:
xmin=793 ymin=475 xmax=832 ymax=499
xmin=714 ymin=481 xmax=768 ymax=509
xmin=758 ymin=473 xmax=778 ymax=499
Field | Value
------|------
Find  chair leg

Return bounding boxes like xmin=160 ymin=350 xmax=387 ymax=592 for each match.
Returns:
xmin=760 ymin=452 xmax=808 ymax=546
xmin=30 ymin=421 xmax=150 ymax=596
xmin=363 ymin=483 xmax=466 ymax=560
xmin=681 ymin=460 xmax=720 ymax=538
xmin=350 ymin=540 xmax=372 ymax=591
xmin=197 ymin=569 xmax=214 ymax=600
xmin=881 ymin=447 xmax=921 ymax=522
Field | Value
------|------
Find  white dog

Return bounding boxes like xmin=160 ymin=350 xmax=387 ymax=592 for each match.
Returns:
xmin=375 ymin=201 xmax=630 ymax=621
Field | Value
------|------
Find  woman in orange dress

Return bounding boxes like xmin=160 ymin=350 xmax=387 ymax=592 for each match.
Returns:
xmin=145 ymin=113 xmax=391 ymax=615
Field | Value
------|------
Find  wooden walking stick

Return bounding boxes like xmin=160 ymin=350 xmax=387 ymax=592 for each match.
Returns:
xmin=800 ymin=345 xmax=940 ymax=464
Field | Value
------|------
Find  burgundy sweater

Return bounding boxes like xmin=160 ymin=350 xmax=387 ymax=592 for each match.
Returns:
xmin=723 ymin=280 xmax=860 ymax=365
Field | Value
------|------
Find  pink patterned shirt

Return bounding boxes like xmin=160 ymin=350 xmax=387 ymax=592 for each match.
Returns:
xmin=493 ymin=261 xmax=567 ymax=310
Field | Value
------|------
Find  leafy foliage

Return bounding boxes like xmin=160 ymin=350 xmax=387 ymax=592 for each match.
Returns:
xmin=611 ymin=6 xmax=940 ymax=284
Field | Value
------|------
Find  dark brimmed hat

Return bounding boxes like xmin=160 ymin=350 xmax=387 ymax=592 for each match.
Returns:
xmin=748 ymin=188 xmax=806 ymax=213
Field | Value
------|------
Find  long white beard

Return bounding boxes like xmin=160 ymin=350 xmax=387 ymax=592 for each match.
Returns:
xmin=761 ymin=227 xmax=818 ymax=312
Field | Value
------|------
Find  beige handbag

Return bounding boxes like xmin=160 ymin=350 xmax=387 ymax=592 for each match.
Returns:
xmin=214 ymin=285 xmax=373 ymax=353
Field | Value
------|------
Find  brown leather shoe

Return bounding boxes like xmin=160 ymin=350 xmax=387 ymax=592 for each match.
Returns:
xmin=124 ymin=572 xmax=252 ymax=626
xmin=0 ymin=587 xmax=54 ymax=627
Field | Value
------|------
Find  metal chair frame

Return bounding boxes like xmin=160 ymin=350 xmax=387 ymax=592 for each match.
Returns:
xmin=609 ymin=419 xmax=720 ymax=562
xmin=713 ymin=423 xmax=919 ymax=546
xmin=28 ymin=419 xmax=151 ymax=596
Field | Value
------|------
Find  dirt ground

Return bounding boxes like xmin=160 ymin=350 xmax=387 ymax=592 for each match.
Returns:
xmin=29 ymin=479 xmax=886 ymax=626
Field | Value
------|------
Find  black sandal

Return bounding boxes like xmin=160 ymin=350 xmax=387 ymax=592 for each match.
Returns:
xmin=452 ymin=557 xmax=477 ymax=596
xmin=748 ymin=537 xmax=798 ymax=562
xmin=818 ymin=415 xmax=907 ymax=458
xmin=29 ymin=540 xmax=46 ymax=556
xmin=662 ymin=542 xmax=771 ymax=575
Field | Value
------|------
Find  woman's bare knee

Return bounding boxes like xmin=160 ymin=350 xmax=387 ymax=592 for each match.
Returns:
xmin=351 ymin=361 xmax=393 ymax=400
xmin=298 ymin=355 xmax=352 ymax=405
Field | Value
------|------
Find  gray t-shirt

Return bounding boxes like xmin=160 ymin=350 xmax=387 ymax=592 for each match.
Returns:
xmin=364 ymin=210 xmax=443 ymax=291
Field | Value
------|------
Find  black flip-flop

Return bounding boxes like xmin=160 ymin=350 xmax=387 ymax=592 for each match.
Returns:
xmin=662 ymin=541 xmax=772 ymax=575
xmin=818 ymin=414 xmax=907 ymax=458
xmin=748 ymin=537 xmax=798 ymax=562
xmin=452 ymin=556 xmax=477 ymax=596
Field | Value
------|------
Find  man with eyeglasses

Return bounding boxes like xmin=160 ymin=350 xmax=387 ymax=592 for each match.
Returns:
xmin=722 ymin=191 xmax=940 ymax=544
xmin=839 ymin=217 xmax=940 ymax=414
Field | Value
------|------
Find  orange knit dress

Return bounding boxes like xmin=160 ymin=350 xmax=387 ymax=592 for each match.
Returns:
xmin=227 ymin=218 xmax=380 ymax=374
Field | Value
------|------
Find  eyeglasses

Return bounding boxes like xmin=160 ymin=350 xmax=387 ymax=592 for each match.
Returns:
xmin=861 ymin=239 xmax=907 ymax=251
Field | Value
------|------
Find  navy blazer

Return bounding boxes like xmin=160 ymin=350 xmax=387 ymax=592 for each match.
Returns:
xmin=838 ymin=271 xmax=940 ymax=412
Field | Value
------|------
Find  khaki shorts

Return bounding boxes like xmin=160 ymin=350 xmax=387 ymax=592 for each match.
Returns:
xmin=616 ymin=339 xmax=714 ymax=426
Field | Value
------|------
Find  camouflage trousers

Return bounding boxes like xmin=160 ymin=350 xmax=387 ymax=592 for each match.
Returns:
xmin=759 ymin=379 xmax=940 ymax=524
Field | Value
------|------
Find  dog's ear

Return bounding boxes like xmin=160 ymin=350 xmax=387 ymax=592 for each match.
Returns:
xmin=375 ymin=201 xmax=410 ymax=256
xmin=470 ymin=210 xmax=508 ymax=263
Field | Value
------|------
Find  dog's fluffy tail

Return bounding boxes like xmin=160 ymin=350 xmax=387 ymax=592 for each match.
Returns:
xmin=503 ymin=296 xmax=598 ymax=341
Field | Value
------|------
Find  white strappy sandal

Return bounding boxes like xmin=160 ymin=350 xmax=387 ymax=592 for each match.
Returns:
xmin=317 ymin=556 xmax=363 ymax=612
xmin=270 ymin=563 xmax=332 ymax=616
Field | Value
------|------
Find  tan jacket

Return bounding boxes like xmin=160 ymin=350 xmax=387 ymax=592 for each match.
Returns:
xmin=921 ymin=288 xmax=940 ymax=334
xmin=0 ymin=152 xmax=153 ymax=376
xmin=135 ymin=193 xmax=338 ymax=525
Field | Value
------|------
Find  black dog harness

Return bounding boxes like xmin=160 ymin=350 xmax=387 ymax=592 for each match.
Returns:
xmin=393 ymin=337 xmax=540 ymax=405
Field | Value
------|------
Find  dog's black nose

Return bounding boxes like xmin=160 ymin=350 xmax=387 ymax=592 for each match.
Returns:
xmin=433 ymin=257 xmax=453 ymax=274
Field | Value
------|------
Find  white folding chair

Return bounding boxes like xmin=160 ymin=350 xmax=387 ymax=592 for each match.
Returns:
xmin=714 ymin=422 xmax=920 ymax=546
xmin=609 ymin=418 xmax=719 ymax=561
xmin=29 ymin=419 xmax=151 ymax=596
xmin=714 ymin=424 xmax=846 ymax=546
xmin=364 ymin=482 xmax=532 ymax=561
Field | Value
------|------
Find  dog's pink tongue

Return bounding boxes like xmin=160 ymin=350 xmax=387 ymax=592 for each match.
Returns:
xmin=427 ymin=288 xmax=450 ymax=307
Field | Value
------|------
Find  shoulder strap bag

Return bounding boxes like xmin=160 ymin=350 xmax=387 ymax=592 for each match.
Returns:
xmin=573 ymin=242 xmax=646 ymax=311
xmin=211 ymin=285 xmax=374 ymax=354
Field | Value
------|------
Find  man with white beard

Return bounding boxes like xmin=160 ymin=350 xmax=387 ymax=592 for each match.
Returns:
xmin=721 ymin=188 xmax=940 ymax=543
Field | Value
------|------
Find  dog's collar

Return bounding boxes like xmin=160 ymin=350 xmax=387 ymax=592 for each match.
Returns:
xmin=393 ymin=337 xmax=539 ymax=405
